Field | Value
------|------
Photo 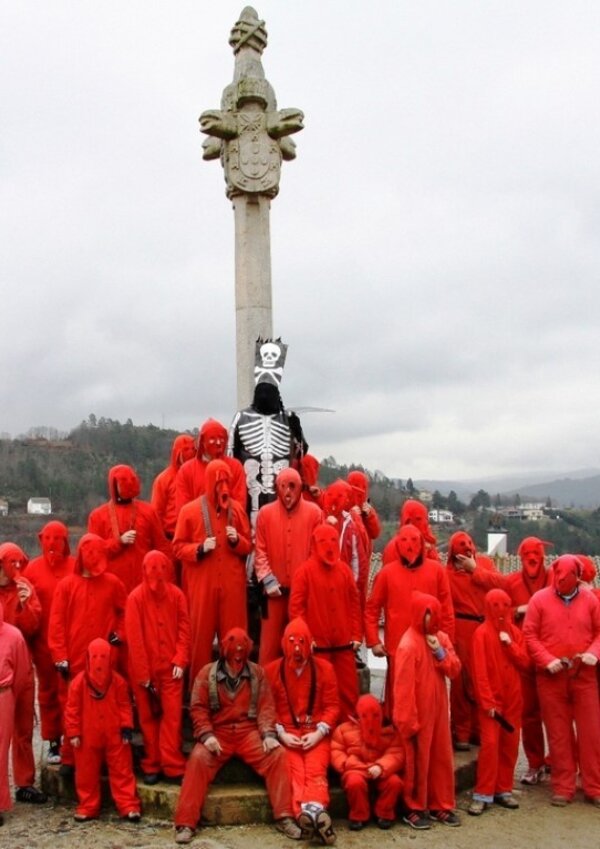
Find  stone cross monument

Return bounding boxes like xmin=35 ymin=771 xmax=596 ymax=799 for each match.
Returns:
xmin=200 ymin=6 xmax=304 ymax=408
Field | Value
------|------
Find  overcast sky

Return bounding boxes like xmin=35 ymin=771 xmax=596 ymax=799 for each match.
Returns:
xmin=2 ymin=1 xmax=600 ymax=481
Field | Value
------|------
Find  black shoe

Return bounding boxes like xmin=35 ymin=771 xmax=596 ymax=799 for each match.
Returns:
xmin=429 ymin=809 xmax=461 ymax=826
xmin=125 ymin=811 xmax=141 ymax=822
xmin=494 ymin=794 xmax=519 ymax=809
xmin=349 ymin=820 xmax=366 ymax=831
xmin=403 ymin=811 xmax=431 ymax=830
xmin=59 ymin=763 xmax=75 ymax=779
xmin=143 ymin=772 xmax=161 ymax=785
xmin=0 ymin=813 xmax=4 ymax=826
xmin=377 ymin=818 xmax=393 ymax=830
xmin=15 ymin=786 xmax=48 ymax=804
xmin=162 ymin=774 xmax=184 ymax=785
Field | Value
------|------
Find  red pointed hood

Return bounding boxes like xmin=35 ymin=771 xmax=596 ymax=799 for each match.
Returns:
xmin=410 ymin=591 xmax=441 ymax=635
xmin=170 ymin=434 xmax=196 ymax=470
xmin=347 ymin=471 xmax=369 ymax=507
xmin=85 ymin=637 xmax=112 ymax=696
xmin=142 ymin=549 xmax=172 ymax=597
xmin=276 ymin=467 xmax=302 ymax=511
xmin=0 ymin=542 xmax=28 ymax=581
xmin=75 ymin=533 xmax=108 ymax=577
xmin=38 ymin=520 xmax=70 ymax=564
xmin=552 ymin=555 xmax=582 ymax=597
xmin=300 ymin=454 xmax=320 ymax=487
xmin=393 ymin=524 xmax=424 ymax=567
xmin=447 ymin=531 xmax=476 ymax=566
xmin=311 ymin=523 xmax=340 ymax=567
xmin=484 ymin=588 xmax=512 ymax=632
xmin=282 ymin=617 xmax=312 ymax=668
xmin=517 ymin=536 xmax=552 ymax=593
xmin=108 ymin=464 xmax=140 ymax=502
xmin=323 ymin=480 xmax=353 ymax=520
xmin=197 ymin=418 xmax=227 ymax=460
xmin=400 ymin=499 xmax=437 ymax=545
xmin=577 ymin=555 xmax=597 ymax=584
xmin=205 ymin=459 xmax=232 ymax=511
xmin=220 ymin=627 xmax=252 ymax=676
xmin=356 ymin=694 xmax=384 ymax=748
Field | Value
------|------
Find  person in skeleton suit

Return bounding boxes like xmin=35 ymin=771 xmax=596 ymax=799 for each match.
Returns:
xmin=228 ymin=338 xmax=307 ymax=529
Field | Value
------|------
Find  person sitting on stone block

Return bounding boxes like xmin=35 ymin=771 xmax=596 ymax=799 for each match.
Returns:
xmin=173 ymin=627 xmax=301 ymax=844
xmin=331 ymin=694 xmax=404 ymax=831
xmin=265 ymin=617 xmax=339 ymax=845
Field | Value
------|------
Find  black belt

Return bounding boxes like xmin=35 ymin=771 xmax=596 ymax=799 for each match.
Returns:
xmin=455 ymin=612 xmax=484 ymax=623
xmin=313 ymin=643 xmax=354 ymax=653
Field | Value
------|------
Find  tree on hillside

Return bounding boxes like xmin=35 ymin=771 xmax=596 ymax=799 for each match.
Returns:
xmin=469 ymin=489 xmax=491 ymax=510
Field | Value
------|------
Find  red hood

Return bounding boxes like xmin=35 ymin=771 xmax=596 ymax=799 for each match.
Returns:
xmin=38 ymin=520 xmax=70 ymax=561
xmin=142 ymin=549 xmax=172 ymax=597
xmin=85 ymin=637 xmax=112 ymax=695
xmin=347 ymin=470 xmax=368 ymax=506
xmin=108 ymin=464 xmax=140 ymax=502
xmin=485 ymin=588 xmax=512 ymax=632
xmin=300 ymin=454 xmax=320 ymax=487
xmin=282 ymin=617 xmax=313 ymax=667
xmin=447 ymin=531 xmax=476 ymax=565
xmin=0 ymin=542 xmax=28 ymax=580
xmin=170 ymin=434 xmax=196 ymax=470
xmin=74 ymin=533 xmax=108 ymax=577
xmin=410 ymin=591 xmax=441 ymax=634
xmin=197 ymin=418 xmax=227 ymax=459
xmin=400 ymin=499 xmax=437 ymax=545
xmin=323 ymin=480 xmax=353 ymax=519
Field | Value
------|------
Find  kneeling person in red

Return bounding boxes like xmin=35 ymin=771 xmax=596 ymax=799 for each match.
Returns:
xmin=64 ymin=638 xmax=141 ymax=823
xmin=174 ymin=628 xmax=300 ymax=844
xmin=331 ymin=694 xmax=404 ymax=831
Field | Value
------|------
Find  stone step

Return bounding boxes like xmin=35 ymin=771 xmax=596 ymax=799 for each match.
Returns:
xmin=41 ymin=749 xmax=477 ymax=825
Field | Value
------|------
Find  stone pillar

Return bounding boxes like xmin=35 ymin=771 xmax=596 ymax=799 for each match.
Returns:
xmin=199 ymin=7 xmax=303 ymax=408
xmin=233 ymin=194 xmax=273 ymax=406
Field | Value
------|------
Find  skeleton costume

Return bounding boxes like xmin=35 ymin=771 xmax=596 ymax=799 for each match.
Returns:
xmin=229 ymin=338 xmax=307 ymax=529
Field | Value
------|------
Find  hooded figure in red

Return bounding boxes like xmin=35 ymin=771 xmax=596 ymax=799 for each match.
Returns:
xmin=0 ymin=543 xmax=45 ymax=804
xmin=300 ymin=454 xmax=323 ymax=506
xmin=331 ymin=694 xmax=404 ymax=831
xmin=254 ymin=468 xmax=322 ymax=664
xmin=347 ymin=470 xmax=381 ymax=558
xmin=48 ymin=533 xmax=127 ymax=769
xmin=0 ymin=601 xmax=32 ymax=820
xmin=365 ymin=524 xmax=454 ymax=718
xmin=289 ymin=524 xmax=363 ymax=722
xmin=125 ymin=550 xmax=191 ymax=782
xmin=383 ymin=500 xmax=439 ymax=563
xmin=393 ymin=592 xmax=461 ymax=828
xmin=505 ymin=536 xmax=552 ymax=783
xmin=87 ymin=464 xmax=172 ymax=593
xmin=23 ymin=521 xmax=75 ymax=760
xmin=469 ymin=589 xmax=530 ymax=815
xmin=151 ymin=434 xmax=196 ymax=539
xmin=174 ymin=627 xmax=299 ymax=843
xmin=64 ymin=637 xmax=140 ymax=822
xmin=173 ymin=459 xmax=252 ymax=686
xmin=524 ymin=555 xmax=600 ymax=805
xmin=446 ymin=531 xmax=507 ymax=750
xmin=322 ymin=480 xmax=369 ymax=606
xmin=265 ymin=617 xmax=339 ymax=839
xmin=175 ymin=419 xmax=246 ymax=515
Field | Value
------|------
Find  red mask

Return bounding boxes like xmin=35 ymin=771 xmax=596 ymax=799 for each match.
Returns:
xmin=347 ymin=471 xmax=368 ymax=507
xmin=220 ymin=627 xmax=252 ymax=677
xmin=199 ymin=419 xmax=227 ymax=460
xmin=205 ymin=460 xmax=231 ymax=511
xmin=0 ymin=542 xmax=28 ymax=581
xmin=323 ymin=480 xmax=352 ymax=520
xmin=395 ymin=525 xmax=423 ymax=566
xmin=518 ymin=537 xmax=547 ymax=579
xmin=173 ymin=434 xmax=196 ymax=468
xmin=356 ymin=694 xmax=383 ymax=748
xmin=577 ymin=555 xmax=597 ymax=585
xmin=300 ymin=454 xmax=320 ymax=488
xmin=400 ymin=500 xmax=428 ymax=533
xmin=312 ymin=524 xmax=340 ymax=567
xmin=282 ymin=617 xmax=312 ymax=668
xmin=448 ymin=531 xmax=475 ymax=564
xmin=276 ymin=468 xmax=302 ymax=511
xmin=143 ymin=550 xmax=171 ymax=597
xmin=485 ymin=589 xmax=511 ymax=631
xmin=553 ymin=556 xmax=581 ymax=597
xmin=39 ymin=521 xmax=69 ymax=567
xmin=411 ymin=591 xmax=441 ymax=634
xmin=76 ymin=534 xmax=108 ymax=577
xmin=109 ymin=464 xmax=141 ymax=502
xmin=86 ymin=637 xmax=112 ymax=695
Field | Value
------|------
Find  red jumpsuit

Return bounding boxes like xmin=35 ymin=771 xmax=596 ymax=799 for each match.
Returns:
xmin=471 ymin=589 xmax=530 ymax=802
xmin=0 ymin=604 xmax=32 ymax=813
xmin=365 ymin=524 xmax=454 ymax=717
xmin=175 ymin=628 xmax=294 ymax=830
xmin=48 ymin=533 xmax=127 ymax=766
xmin=125 ymin=550 xmax=191 ymax=778
xmin=393 ymin=592 xmax=461 ymax=815
xmin=446 ymin=532 xmax=507 ymax=746
xmin=0 ymin=542 xmax=41 ymax=789
xmin=173 ymin=459 xmax=252 ymax=685
xmin=64 ymin=638 xmax=140 ymax=819
xmin=23 ymin=521 xmax=75 ymax=744
xmin=504 ymin=536 xmax=552 ymax=774
xmin=254 ymin=472 xmax=322 ymax=664
xmin=151 ymin=434 xmax=196 ymax=538
xmin=289 ymin=524 xmax=362 ymax=721
xmin=265 ymin=618 xmax=339 ymax=815
xmin=331 ymin=694 xmax=404 ymax=824
xmin=523 ymin=556 xmax=600 ymax=801
xmin=175 ymin=419 xmax=246 ymax=514
xmin=88 ymin=464 xmax=172 ymax=593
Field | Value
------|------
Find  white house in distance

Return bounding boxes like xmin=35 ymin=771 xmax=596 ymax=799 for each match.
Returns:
xmin=428 ymin=509 xmax=454 ymax=524
xmin=0 ymin=498 xmax=8 ymax=517
xmin=27 ymin=497 xmax=51 ymax=516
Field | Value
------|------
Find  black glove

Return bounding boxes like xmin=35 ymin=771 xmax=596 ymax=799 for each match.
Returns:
xmin=121 ymin=727 xmax=133 ymax=743
xmin=55 ymin=661 xmax=70 ymax=681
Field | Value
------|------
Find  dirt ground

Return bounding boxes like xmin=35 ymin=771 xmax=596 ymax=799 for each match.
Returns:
xmin=2 ymin=770 xmax=599 ymax=849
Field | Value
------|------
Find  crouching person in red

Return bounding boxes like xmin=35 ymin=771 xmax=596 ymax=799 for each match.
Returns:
xmin=393 ymin=592 xmax=461 ymax=829
xmin=468 ymin=589 xmax=530 ymax=815
xmin=331 ymin=694 xmax=404 ymax=832
xmin=125 ymin=550 xmax=191 ymax=784
xmin=64 ymin=638 xmax=141 ymax=823
xmin=265 ymin=617 xmax=339 ymax=845
xmin=174 ymin=627 xmax=300 ymax=844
